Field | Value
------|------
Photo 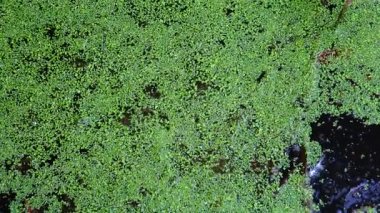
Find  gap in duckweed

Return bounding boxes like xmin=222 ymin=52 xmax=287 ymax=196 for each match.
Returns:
xmin=144 ymin=83 xmax=161 ymax=99
xmin=57 ymin=194 xmax=76 ymax=213
xmin=281 ymin=144 xmax=307 ymax=186
xmin=247 ymin=143 xmax=307 ymax=187
xmin=310 ymin=113 xmax=380 ymax=212
xmin=0 ymin=192 xmax=16 ymax=213
xmin=23 ymin=194 xmax=48 ymax=213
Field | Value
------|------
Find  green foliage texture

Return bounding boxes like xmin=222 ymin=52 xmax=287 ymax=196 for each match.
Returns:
xmin=0 ymin=0 xmax=379 ymax=212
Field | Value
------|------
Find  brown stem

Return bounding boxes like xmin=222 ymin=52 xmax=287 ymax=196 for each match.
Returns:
xmin=334 ymin=0 xmax=353 ymax=27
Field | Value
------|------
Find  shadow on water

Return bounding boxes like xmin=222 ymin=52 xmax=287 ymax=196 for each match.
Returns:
xmin=310 ymin=113 xmax=380 ymax=212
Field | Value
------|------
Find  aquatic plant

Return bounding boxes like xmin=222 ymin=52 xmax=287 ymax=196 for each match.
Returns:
xmin=0 ymin=0 xmax=378 ymax=212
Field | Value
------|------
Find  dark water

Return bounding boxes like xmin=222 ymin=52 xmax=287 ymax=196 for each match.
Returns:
xmin=310 ymin=113 xmax=380 ymax=212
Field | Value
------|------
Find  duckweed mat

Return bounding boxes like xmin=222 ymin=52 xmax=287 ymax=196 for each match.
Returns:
xmin=1 ymin=0 xmax=379 ymax=212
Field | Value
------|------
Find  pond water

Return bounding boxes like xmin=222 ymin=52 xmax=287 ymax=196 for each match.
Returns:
xmin=310 ymin=113 xmax=380 ymax=212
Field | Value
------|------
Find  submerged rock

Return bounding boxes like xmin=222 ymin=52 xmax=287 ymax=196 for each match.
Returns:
xmin=344 ymin=179 xmax=380 ymax=211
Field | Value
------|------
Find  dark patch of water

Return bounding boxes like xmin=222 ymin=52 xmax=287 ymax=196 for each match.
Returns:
xmin=158 ymin=112 xmax=170 ymax=130
xmin=120 ymin=108 xmax=133 ymax=127
xmin=144 ymin=83 xmax=161 ymax=99
xmin=294 ymin=96 xmax=306 ymax=108
xmin=127 ymin=199 xmax=140 ymax=209
xmin=24 ymin=198 xmax=47 ymax=213
xmin=216 ymin=39 xmax=226 ymax=47
xmin=320 ymin=0 xmax=337 ymax=14
xmin=79 ymin=148 xmax=89 ymax=155
xmin=45 ymin=154 xmax=58 ymax=166
xmin=139 ymin=187 xmax=151 ymax=197
xmin=37 ymin=65 xmax=49 ymax=82
xmin=0 ymin=192 xmax=16 ymax=213
xmin=71 ymin=57 xmax=87 ymax=68
xmin=71 ymin=91 xmax=82 ymax=114
xmin=224 ymin=6 xmax=234 ymax=17
xmin=256 ymin=71 xmax=266 ymax=83
xmin=16 ymin=155 xmax=33 ymax=175
xmin=195 ymin=80 xmax=209 ymax=94
xmin=141 ymin=107 xmax=154 ymax=117
xmin=57 ymin=194 xmax=76 ymax=213
xmin=44 ymin=24 xmax=56 ymax=40
xmin=212 ymin=158 xmax=229 ymax=174
xmin=280 ymin=144 xmax=307 ymax=186
xmin=310 ymin=113 xmax=380 ymax=212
